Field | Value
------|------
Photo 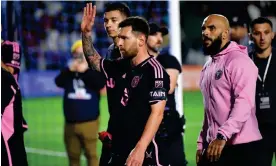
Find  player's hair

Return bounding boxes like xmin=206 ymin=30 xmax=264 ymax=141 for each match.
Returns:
xmin=104 ymin=2 xmax=131 ymax=17
xmin=118 ymin=16 xmax=149 ymax=39
xmin=250 ymin=17 xmax=273 ymax=32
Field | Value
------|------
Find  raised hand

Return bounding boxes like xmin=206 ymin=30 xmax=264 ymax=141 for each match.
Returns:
xmin=81 ymin=3 xmax=96 ymax=34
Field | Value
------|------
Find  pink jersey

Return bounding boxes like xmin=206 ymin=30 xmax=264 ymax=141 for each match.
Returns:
xmin=197 ymin=41 xmax=262 ymax=150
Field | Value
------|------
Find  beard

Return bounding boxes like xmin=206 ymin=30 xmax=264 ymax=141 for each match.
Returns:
xmin=147 ymin=45 xmax=161 ymax=54
xmin=202 ymin=34 xmax=223 ymax=56
xmin=121 ymin=47 xmax=138 ymax=60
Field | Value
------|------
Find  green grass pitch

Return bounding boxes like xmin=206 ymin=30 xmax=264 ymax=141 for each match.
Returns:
xmin=22 ymin=91 xmax=276 ymax=166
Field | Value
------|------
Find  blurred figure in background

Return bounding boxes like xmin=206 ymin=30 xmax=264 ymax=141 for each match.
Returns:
xmin=230 ymin=16 xmax=253 ymax=53
xmin=147 ymin=22 xmax=188 ymax=166
xmin=1 ymin=61 xmax=28 ymax=166
xmin=55 ymin=40 xmax=105 ymax=166
xmin=249 ymin=17 xmax=276 ymax=166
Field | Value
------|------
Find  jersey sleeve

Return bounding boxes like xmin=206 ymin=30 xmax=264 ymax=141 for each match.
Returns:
xmin=148 ymin=61 xmax=170 ymax=104
xmin=1 ymin=41 xmax=21 ymax=73
xmin=100 ymin=58 xmax=130 ymax=79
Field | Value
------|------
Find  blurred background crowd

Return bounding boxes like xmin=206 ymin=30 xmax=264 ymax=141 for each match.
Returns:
xmin=180 ymin=1 xmax=276 ymax=65
xmin=2 ymin=1 xmax=276 ymax=71
xmin=2 ymin=1 xmax=169 ymax=71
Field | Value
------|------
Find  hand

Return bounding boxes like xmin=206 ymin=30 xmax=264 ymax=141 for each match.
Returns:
xmin=196 ymin=149 xmax=203 ymax=164
xmin=126 ymin=146 xmax=146 ymax=166
xmin=81 ymin=3 xmax=96 ymax=34
xmin=206 ymin=139 xmax=226 ymax=162
xmin=69 ymin=60 xmax=78 ymax=72
xmin=77 ymin=62 xmax=88 ymax=73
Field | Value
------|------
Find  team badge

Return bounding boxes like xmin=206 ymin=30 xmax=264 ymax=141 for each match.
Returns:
xmin=215 ymin=69 xmax=223 ymax=80
xmin=155 ymin=80 xmax=163 ymax=88
xmin=131 ymin=76 xmax=140 ymax=88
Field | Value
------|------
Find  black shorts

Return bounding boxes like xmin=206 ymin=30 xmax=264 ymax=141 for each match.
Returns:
xmin=158 ymin=134 xmax=187 ymax=166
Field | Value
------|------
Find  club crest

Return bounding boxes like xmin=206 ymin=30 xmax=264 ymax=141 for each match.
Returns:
xmin=155 ymin=80 xmax=163 ymax=88
xmin=131 ymin=76 xmax=140 ymax=88
xmin=215 ymin=69 xmax=223 ymax=80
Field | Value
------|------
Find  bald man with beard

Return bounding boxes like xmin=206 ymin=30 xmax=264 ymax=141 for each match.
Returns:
xmin=196 ymin=14 xmax=262 ymax=166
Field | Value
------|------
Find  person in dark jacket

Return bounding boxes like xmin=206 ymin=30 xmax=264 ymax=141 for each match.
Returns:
xmin=147 ymin=22 xmax=188 ymax=166
xmin=249 ymin=17 xmax=276 ymax=166
xmin=55 ymin=40 xmax=105 ymax=166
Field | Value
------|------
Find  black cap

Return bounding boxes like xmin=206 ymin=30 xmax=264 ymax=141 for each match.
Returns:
xmin=149 ymin=23 xmax=168 ymax=36
xmin=230 ymin=16 xmax=247 ymax=27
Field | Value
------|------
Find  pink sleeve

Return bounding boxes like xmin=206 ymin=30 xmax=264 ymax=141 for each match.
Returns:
xmin=218 ymin=56 xmax=258 ymax=140
xmin=197 ymin=111 xmax=208 ymax=150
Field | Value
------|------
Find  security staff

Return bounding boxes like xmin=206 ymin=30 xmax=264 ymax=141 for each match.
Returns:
xmin=250 ymin=17 xmax=276 ymax=166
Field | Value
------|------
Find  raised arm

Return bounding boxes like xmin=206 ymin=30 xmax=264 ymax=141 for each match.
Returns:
xmin=81 ymin=3 xmax=101 ymax=71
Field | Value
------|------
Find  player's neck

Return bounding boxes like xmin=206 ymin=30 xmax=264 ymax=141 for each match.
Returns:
xmin=113 ymin=37 xmax=119 ymax=47
xmin=131 ymin=49 xmax=150 ymax=66
xmin=256 ymin=46 xmax=272 ymax=59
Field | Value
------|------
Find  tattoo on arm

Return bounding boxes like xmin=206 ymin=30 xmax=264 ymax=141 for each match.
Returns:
xmin=82 ymin=33 xmax=101 ymax=71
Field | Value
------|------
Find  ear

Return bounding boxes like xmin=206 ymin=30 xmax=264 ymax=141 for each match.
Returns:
xmin=222 ymin=30 xmax=229 ymax=40
xmin=138 ymin=35 xmax=146 ymax=47
xmin=272 ymin=32 xmax=275 ymax=40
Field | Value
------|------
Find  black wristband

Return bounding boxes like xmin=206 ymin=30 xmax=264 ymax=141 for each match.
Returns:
xmin=216 ymin=133 xmax=226 ymax=140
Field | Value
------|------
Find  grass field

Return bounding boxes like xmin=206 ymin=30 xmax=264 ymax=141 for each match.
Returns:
xmin=22 ymin=91 xmax=276 ymax=166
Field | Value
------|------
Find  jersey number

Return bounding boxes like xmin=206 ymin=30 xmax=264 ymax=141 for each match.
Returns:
xmin=106 ymin=78 xmax=115 ymax=88
xmin=121 ymin=88 xmax=129 ymax=106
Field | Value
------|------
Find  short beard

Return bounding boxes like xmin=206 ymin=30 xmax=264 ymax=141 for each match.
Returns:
xmin=148 ymin=46 xmax=162 ymax=54
xmin=203 ymin=34 xmax=223 ymax=56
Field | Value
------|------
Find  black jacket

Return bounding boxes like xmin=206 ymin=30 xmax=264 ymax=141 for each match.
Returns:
xmin=55 ymin=68 xmax=105 ymax=123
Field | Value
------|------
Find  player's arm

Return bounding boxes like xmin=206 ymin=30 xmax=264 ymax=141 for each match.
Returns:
xmin=137 ymin=75 xmax=169 ymax=149
xmin=136 ymin=100 xmax=166 ymax=150
xmin=126 ymin=69 xmax=169 ymax=165
xmin=81 ymin=3 xmax=101 ymax=71
xmin=166 ymin=69 xmax=180 ymax=94
xmin=217 ymin=56 xmax=258 ymax=140
xmin=161 ymin=55 xmax=182 ymax=94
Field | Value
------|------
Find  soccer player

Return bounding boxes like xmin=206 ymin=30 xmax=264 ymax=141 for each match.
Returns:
xmin=249 ymin=17 xmax=276 ymax=166
xmin=103 ymin=2 xmax=130 ymax=60
xmin=1 ymin=40 xmax=28 ymax=132
xmin=1 ymin=61 xmax=28 ymax=166
xmin=196 ymin=14 xmax=262 ymax=166
xmin=81 ymin=3 xmax=170 ymax=166
xmin=55 ymin=40 xmax=105 ymax=166
xmin=147 ymin=22 xmax=187 ymax=165
xmin=97 ymin=3 xmax=131 ymax=165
